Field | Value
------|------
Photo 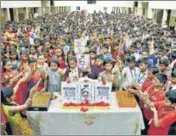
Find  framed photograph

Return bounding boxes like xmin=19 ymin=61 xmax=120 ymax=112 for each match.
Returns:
xmin=74 ymin=39 xmax=85 ymax=54
xmin=76 ymin=54 xmax=90 ymax=71
xmin=78 ymin=82 xmax=94 ymax=103
xmin=94 ymin=81 xmax=112 ymax=103
xmin=61 ymin=82 xmax=79 ymax=104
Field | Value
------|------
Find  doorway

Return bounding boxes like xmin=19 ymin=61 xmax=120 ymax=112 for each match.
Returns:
xmin=166 ymin=10 xmax=171 ymax=26
xmin=156 ymin=9 xmax=163 ymax=25
xmin=9 ymin=8 xmax=14 ymax=21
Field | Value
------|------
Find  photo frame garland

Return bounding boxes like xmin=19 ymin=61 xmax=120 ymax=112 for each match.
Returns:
xmin=61 ymin=79 xmax=112 ymax=104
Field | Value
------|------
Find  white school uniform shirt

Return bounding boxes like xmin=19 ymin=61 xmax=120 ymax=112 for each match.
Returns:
xmin=122 ymin=66 xmax=140 ymax=88
xmin=132 ymin=52 xmax=141 ymax=62
xmin=125 ymin=38 xmax=133 ymax=49
xmin=68 ymin=67 xmax=79 ymax=81
xmin=136 ymin=70 xmax=148 ymax=87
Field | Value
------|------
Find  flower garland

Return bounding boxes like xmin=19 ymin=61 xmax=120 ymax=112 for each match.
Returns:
xmin=62 ymin=79 xmax=110 ymax=112
xmin=61 ymin=99 xmax=110 ymax=112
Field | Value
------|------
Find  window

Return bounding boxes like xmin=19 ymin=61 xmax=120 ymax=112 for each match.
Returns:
xmin=104 ymin=7 xmax=107 ymax=11
xmin=76 ymin=7 xmax=80 ymax=11
xmin=87 ymin=0 xmax=96 ymax=4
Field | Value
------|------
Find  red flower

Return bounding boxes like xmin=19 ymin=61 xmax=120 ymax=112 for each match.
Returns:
xmin=84 ymin=79 xmax=89 ymax=83
xmin=95 ymin=102 xmax=101 ymax=106
xmin=80 ymin=107 xmax=88 ymax=112
xmin=69 ymin=102 xmax=74 ymax=106
xmin=64 ymin=103 xmax=68 ymax=106
xmin=85 ymin=99 xmax=89 ymax=104
xmin=66 ymin=78 xmax=71 ymax=83
xmin=80 ymin=102 xmax=84 ymax=106
xmin=52 ymin=95 xmax=57 ymax=100
xmin=102 ymin=80 xmax=106 ymax=85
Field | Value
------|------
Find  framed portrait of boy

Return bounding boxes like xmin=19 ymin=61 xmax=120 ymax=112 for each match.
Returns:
xmin=94 ymin=81 xmax=112 ymax=103
xmin=76 ymin=54 xmax=90 ymax=72
xmin=78 ymin=81 xmax=94 ymax=104
xmin=61 ymin=82 xmax=79 ymax=104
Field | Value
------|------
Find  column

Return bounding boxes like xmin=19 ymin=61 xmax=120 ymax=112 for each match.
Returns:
xmin=162 ymin=9 xmax=168 ymax=26
xmin=14 ymin=8 xmax=19 ymax=23
xmin=25 ymin=7 xmax=29 ymax=19
xmin=45 ymin=1 xmax=51 ymax=14
xmin=6 ymin=8 xmax=11 ymax=21
xmin=37 ymin=7 xmax=42 ymax=16
xmin=169 ymin=10 xmax=176 ymax=26
xmin=147 ymin=8 xmax=153 ymax=19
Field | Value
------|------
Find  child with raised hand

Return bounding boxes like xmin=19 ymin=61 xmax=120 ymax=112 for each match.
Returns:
xmin=36 ymin=54 xmax=48 ymax=71
xmin=166 ymin=71 xmax=176 ymax=92
xmin=54 ymin=47 xmax=67 ymax=80
xmin=66 ymin=56 xmax=83 ymax=82
xmin=137 ymin=58 xmax=148 ymax=87
xmin=88 ymin=55 xmax=104 ymax=79
xmin=55 ymin=47 xmax=66 ymax=69
xmin=1 ymin=59 xmax=18 ymax=87
xmin=98 ymin=60 xmax=118 ymax=91
xmin=1 ymin=78 xmax=41 ymax=135
xmin=46 ymin=58 xmax=61 ymax=92
xmin=101 ymin=44 xmax=112 ymax=62
xmin=127 ymin=73 xmax=168 ymax=134
xmin=9 ymin=49 xmax=20 ymax=70
xmin=122 ymin=56 xmax=140 ymax=90
xmin=148 ymin=90 xmax=176 ymax=135
xmin=89 ymin=48 xmax=96 ymax=68
xmin=26 ymin=57 xmax=47 ymax=97
xmin=42 ymin=47 xmax=51 ymax=64
xmin=29 ymin=46 xmax=38 ymax=59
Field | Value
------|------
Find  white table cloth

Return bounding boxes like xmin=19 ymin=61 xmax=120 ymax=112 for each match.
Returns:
xmin=27 ymin=92 xmax=145 ymax=135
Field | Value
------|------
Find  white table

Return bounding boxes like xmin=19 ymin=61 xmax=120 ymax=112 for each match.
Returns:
xmin=27 ymin=92 xmax=145 ymax=135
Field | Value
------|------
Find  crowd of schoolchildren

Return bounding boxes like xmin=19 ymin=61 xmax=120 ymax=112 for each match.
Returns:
xmin=1 ymin=11 xmax=176 ymax=135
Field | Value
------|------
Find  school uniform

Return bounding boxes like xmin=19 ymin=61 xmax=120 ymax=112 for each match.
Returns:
xmin=66 ymin=67 xmax=82 ymax=81
xmin=88 ymin=66 xmax=104 ymax=79
xmin=122 ymin=66 xmax=140 ymax=88
xmin=148 ymin=101 xmax=176 ymax=135
xmin=136 ymin=70 xmax=148 ymax=87
xmin=90 ymin=59 xmax=96 ymax=69
xmin=140 ymin=79 xmax=154 ymax=135
xmin=98 ymin=71 xmax=118 ymax=91
xmin=143 ymin=85 xmax=165 ymax=121
xmin=47 ymin=68 xmax=61 ymax=92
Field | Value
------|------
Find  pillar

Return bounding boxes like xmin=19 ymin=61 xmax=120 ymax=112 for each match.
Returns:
xmin=25 ymin=7 xmax=29 ymax=19
xmin=147 ymin=8 xmax=153 ymax=19
xmin=37 ymin=7 xmax=42 ymax=16
xmin=6 ymin=8 xmax=11 ymax=21
xmin=162 ymin=9 xmax=168 ymax=26
xmin=45 ymin=1 xmax=51 ymax=14
xmin=14 ymin=8 xmax=19 ymax=23
xmin=169 ymin=10 xmax=176 ymax=27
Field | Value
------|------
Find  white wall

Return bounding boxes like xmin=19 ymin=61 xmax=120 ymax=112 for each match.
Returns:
xmin=1 ymin=1 xmax=41 ymax=8
xmin=54 ymin=1 xmax=133 ymax=13
xmin=149 ymin=1 xmax=176 ymax=10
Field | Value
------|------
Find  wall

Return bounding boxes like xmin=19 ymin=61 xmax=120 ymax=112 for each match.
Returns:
xmin=1 ymin=1 xmax=41 ymax=8
xmin=54 ymin=1 xmax=133 ymax=13
xmin=169 ymin=10 xmax=176 ymax=26
xmin=18 ymin=8 xmax=25 ymax=21
xmin=1 ymin=9 xmax=6 ymax=24
xmin=149 ymin=1 xmax=176 ymax=10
